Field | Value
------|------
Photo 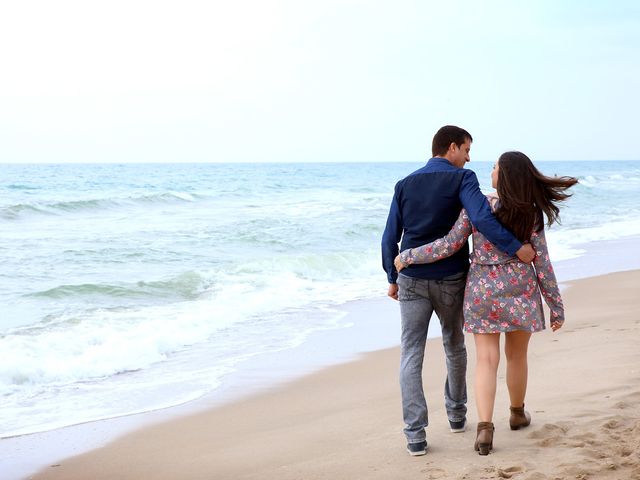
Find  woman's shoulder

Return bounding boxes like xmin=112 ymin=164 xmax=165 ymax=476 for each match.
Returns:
xmin=485 ymin=192 xmax=499 ymax=209
xmin=485 ymin=191 xmax=499 ymax=200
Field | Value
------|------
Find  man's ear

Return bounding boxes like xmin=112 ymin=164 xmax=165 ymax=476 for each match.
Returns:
xmin=448 ymin=142 xmax=458 ymax=153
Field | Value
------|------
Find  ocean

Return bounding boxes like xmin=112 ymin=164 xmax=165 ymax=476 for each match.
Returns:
xmin=2 ymin=160 xmax=640 ymax=437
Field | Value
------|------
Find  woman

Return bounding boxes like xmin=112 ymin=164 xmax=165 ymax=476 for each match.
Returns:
xmin=394 ymin=151 xmax=577 ymax=455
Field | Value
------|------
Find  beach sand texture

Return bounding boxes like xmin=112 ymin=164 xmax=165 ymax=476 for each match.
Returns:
xmin=31 ymin=270 xmax=640 ymax=480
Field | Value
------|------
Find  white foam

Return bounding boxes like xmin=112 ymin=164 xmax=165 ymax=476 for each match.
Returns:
xmin=580 ymin=175 xmax=598 ymax=187
xmin=0 ymin=250 xmax=380 ymax=436
xmin=548 ymin=216 xmax=640 ymax=250
xmin=166 ymin=191 xmax=196 ymax=202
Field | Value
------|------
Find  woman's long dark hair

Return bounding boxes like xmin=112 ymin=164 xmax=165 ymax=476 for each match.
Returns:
xmin=495 ymin=151 xmax=578 ymax=243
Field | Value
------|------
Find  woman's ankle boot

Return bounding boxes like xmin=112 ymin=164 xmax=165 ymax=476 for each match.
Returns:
xmin=509 ymin=404 xmax=531 ymax=430
xmin=474 ymin=422 xmax=494 ymax=455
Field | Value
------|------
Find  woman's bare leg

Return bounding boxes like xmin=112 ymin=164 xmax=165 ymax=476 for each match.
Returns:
xmin=473 ymin=333 xmax=501 ymax=422
xmin=504 ymin=330 xmax=532 ymax=407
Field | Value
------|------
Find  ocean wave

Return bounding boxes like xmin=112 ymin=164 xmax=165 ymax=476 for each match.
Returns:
xmin=0 ymin=307 xmax=196 ymax=390
xmin=6 ymin=184 xmax=40 ymax=190
xmin=0 ymin=294 xmax=347 ymax=437
xmin=139 ymin=191 xmax=200 ymax=203
xmin=0 ymin=191 xmax=205 ymax=220
xmin=25 ymin=271 xmax=209 ymax=301
xmin=576 ymin=173 xmax=640 ymax=188
xmin=0 ymin=203 xmax=54 ymax=219
xmin=0 ymin=256 xmax=368 ymax=395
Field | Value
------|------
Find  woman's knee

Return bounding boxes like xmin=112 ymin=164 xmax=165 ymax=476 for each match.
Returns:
xmin=478 ymin=353 xmax=500 ymax=371
xmin=474 ymin=334 xmax=500 ymax=367
xmin=475 ymin=345 xmax=500 ymax=369
xmin=504 ymin=346 xmax=527 ymax=363
xmin=504 ymin=331 xmax=531 ymax=361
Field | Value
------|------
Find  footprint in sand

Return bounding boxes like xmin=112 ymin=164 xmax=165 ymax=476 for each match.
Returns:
xmin=422 ymin=467 xmax=446 ymax=479
xmin=557 ymin=462 xmax=601 ymax=480
xmin=613 ymin=400 xmax=629 ymax=409
xmin=579 ymin=448 xmax=609 ymax=460
xmin=560 ymin=430 xmax=600 ymax=449
xmin=619 ymin=446 xmax=634 ymax=457
xmin=601 ymin=415 xmax=625 ymax=430
xmin=527 ymin=423 xmax=570 ymax=440
xmin=527 ymin=423 xmax=571 ymax=447
xmin=520 ymin=473 xmax=547 ymax=480
xmin=496 ymin=465 xmax=525 ymax=478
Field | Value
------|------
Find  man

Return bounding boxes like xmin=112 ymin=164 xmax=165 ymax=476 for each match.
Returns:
xmin=381 ymin=125 xmax=535 ymax=456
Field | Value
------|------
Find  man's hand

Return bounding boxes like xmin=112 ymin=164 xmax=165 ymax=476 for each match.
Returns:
xmin=516 ymin=243 xmax=535 ymax=263
xmin=387 ymin=283 xmax=399 ymax=301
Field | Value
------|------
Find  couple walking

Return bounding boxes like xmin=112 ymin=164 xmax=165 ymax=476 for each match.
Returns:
xmin=381 ymin=125 xmax=577 ymax=455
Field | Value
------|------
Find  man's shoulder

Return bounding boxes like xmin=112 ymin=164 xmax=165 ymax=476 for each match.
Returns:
xmin=395 ymin=165 xmax=470 ymax=198
xmin=459 ymin=166 xmax=478 ymax=178
xmin=402 ymin=161 xmax=468 ymax=181
xmin=395 ymin=165 xmax=427 ymax=188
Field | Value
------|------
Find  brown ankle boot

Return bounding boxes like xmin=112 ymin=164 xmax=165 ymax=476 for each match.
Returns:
xmin=474 ymin=422 xmax=494 ymax=455
xmin=509 ymin=404 xmax=531 ymax=430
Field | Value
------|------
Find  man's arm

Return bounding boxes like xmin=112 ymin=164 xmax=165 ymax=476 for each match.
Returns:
xmin=381 ymin=183 xmax=403 ymax=285
xmin=459 ymin=170 xmax=531 ymax=259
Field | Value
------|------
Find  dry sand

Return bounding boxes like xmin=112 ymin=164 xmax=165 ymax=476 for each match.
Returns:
xmin=31 ymin=270 xmax=640 ymax=480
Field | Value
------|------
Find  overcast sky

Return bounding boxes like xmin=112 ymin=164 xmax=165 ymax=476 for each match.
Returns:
xmin=1 ymin=0 xmax=638 ymax=163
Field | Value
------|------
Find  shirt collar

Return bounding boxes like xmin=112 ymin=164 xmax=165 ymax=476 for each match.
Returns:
xmin=427 ymin=157 xmax=456 ymax=168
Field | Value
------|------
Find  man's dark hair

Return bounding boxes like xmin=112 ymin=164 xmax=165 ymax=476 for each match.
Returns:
xmin=431 ymin=125 xmax=473 ymax=157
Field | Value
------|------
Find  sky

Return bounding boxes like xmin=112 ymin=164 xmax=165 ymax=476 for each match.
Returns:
xmin=1 ymin=0 xmax=639 ymax=163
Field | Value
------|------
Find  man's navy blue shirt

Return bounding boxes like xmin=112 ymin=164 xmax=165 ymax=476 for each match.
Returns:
xmin=381 ymin=158 xmax=522 ymax=283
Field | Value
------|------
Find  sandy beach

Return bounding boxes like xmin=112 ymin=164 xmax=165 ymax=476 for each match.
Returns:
xmin=22 ymin=269 xmax=639 ymax=480
xmin=3 ymin=2 xmax=640 ymax=478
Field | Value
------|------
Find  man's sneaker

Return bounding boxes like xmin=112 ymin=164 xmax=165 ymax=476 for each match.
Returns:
xmin=406 ymin=440 xmax=427 ymax=456
xmin=449 ymin=418 xmax=467 ymax=433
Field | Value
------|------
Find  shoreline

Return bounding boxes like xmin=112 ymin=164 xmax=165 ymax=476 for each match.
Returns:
xmin=28 ymin=268 xmax=640 ymax=480
xmin=2 ymin=296 xmax=404 ymax=480
xmin=3 ymin=235 xmax=640 ymax=479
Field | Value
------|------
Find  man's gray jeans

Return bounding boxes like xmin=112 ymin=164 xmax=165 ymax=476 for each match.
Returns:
xmin=397 ymin=272 xmax=467 ymax=443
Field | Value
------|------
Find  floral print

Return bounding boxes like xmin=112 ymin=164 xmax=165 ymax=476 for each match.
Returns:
xmin=399 ymin=196 xmax=564 ymax=334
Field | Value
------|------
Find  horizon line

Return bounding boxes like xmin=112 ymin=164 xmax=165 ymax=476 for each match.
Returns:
xmin=2 ymin=159 xmax=638 ymax=166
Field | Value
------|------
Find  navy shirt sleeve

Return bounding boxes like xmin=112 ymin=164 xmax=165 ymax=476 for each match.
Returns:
xmin=459 ymin=170 xmax=522 ymax=256
xmin=381 ymin=183 xmax=402 ymax=284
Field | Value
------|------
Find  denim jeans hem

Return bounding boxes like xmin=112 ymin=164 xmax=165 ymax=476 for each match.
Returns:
xmin=405 ymin=433 xmax=427 ymax=443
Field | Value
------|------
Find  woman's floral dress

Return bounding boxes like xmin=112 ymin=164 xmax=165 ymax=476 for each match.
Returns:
xmin=399 ymin=195 xmax=564 ymax=334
